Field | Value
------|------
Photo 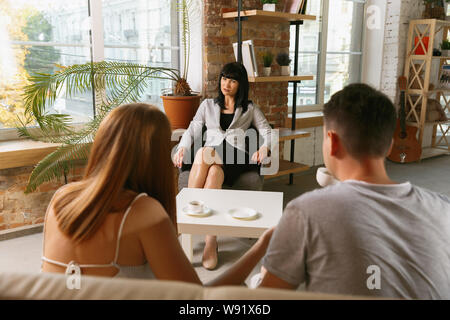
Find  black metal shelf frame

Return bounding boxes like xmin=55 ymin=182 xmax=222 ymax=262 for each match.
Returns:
xmin=234 ymin=0 xmax=306 ymax=184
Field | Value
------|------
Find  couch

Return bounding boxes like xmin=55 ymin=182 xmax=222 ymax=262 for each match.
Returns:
xmin=0 ymin=272 xmax=370 ymax=300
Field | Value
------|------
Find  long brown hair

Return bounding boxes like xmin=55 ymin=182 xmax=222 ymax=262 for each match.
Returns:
xmin=51 ymin=103 xmax=176 ymax=242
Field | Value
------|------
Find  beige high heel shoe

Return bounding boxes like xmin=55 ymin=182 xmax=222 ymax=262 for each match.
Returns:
xmin=202 ymin=243 xmax=218 ymax=270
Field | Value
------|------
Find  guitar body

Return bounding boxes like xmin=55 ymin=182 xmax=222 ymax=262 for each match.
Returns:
xmin=387 ymin=121 xmax=422 ymax=163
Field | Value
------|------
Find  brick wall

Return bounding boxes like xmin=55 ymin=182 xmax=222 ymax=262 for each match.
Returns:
xmin=203 ymin=0 xmax=290 ymax=128
xmin=0 ymin=166 xmax=84 ymax=232
xmin=380 ymin=0 xmax=424 ymax=103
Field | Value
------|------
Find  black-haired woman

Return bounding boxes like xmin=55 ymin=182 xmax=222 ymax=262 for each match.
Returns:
xmin=172 ymin=62 xmax=272 ymax=270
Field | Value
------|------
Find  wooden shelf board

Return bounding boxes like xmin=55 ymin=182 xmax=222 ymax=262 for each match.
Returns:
xmin=433 ymin=56 xmax=450 ymax=60
xmin=223 ymin=10 xmax=316 ymax=22
xmin=278 ymin=128 xmax=311 ymax=141
xmin=0 ymin=140 xmax=61 ymax=170
xmin=406 ymin=120 xmax=450 ymax=127
xmin=286 ymin=111 xmax=324 ymax=129
xmin=407 ymin=88 xmax=450 ymax=95
xmin=421 ymin=146 xmax=450 ymax=159
xmin=249 ymin=75 xmax=313 ymax=82
xmin=264 ymin=159 xmax=309 ymax=180
xmin=411 ymin=19 xmax=450 ymax=26
xmin=429 ymin=89 xmax=450 ymax=94
xmin=409 ymin=55 xmax=450 ymax=60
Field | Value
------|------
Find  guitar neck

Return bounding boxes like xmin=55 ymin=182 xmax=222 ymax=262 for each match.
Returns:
xmin=399 ymin=90 xmax=406 ymax=133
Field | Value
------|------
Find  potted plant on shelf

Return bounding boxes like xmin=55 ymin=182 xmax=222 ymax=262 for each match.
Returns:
xmin=261 ymin=0 xmax=278 ymax=12
xmin=276 ymin=52 xmax=292 ymax=76
xmin=262 ymin=51 xmax=274 ymax=76
xmin=16 ymin=0 xmax=199 ymax=193
xmin=441 ymin=39 xmax=450 ymax=56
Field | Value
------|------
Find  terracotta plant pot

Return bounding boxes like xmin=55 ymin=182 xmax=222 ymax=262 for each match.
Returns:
xmin=161 ymin=95 xmax=201 ymax=130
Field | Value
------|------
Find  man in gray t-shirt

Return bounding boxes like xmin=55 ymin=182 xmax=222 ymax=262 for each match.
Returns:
xmin=259 ymin=84 xmax=450 ymax=299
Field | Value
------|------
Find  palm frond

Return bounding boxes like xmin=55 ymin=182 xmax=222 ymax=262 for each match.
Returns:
xmin=18 ymin=45 xmax=182 ymax=193
xmin=23 ymin=61 xmax=179 ymax=121
xmin=16 ymin=113 xmax=74 ymax=143
xmin=25 ymin=143 xmax=91 ymax=193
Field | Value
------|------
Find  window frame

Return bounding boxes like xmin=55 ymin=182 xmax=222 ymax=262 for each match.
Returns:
xmin=0 ymin=0 xmax=181 ymax=141
xmin=289 ymin=0 xmax=368 ymax=114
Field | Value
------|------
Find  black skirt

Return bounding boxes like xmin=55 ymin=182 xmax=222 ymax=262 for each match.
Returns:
xmin=213 ymin=140 xmax=260 ymax=186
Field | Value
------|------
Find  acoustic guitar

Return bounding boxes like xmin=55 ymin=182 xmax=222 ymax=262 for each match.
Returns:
xmin=387 ymin=76 xmax=422 ymax=163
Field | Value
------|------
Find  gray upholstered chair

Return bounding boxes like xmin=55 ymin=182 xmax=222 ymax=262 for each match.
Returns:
xmin=176 ymin=125 xmax=264 ymax=193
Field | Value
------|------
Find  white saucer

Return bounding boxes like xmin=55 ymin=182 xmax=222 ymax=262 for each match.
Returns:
xmin=228 ymin=207 xmax=259 ymax=221
xmin=182 ymin=206 xmax=212 ymax=217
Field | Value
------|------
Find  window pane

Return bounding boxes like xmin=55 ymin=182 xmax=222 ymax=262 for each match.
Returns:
xmin=288 ymin=54 xmax=318 ymax=107
xmin=0 ymin=0 xmax=93 ymax=130
xmin=324 ymin=0 xmax=364 ymax=102
xmin=325 ymin=53 xmax=362 ymax=102
xmin=102 ymin=0 xmax=178 ymax=109
xmin=327 ymin=0 xmax=364 ymax=53
xmin=288 ymin=0 xmax=322 ymax=109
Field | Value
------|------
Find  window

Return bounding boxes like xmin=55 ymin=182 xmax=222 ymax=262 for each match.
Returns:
xmin=102 ymin=0 xmax=178 ymax=109
xmin=0 ymin=0 xmax=179 ymax=139
xmin=288 ymin=0 xmax=365 ymax=112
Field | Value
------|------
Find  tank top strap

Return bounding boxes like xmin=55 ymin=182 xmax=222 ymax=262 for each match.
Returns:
xmin=113 ymin=192 xmax=148 ymax=264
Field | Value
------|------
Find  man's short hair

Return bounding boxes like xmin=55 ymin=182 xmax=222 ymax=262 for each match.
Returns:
xmin=323 ymin=83 xmax=397 ymax=159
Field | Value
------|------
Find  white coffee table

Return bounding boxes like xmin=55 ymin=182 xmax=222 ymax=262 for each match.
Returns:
xmin=176 ymin=188 xmax=283 ymax=262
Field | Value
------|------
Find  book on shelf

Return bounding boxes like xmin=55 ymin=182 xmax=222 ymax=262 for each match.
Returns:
xmin=300 ymin=0 xmax=308 ymax=14
xmin=233 ymin=40 xmax=259 ymax=77
xmin=283 ymin=0 xmax=304 ymax=14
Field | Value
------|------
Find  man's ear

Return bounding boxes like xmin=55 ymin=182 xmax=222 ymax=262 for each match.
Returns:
xmin=328 ymin=131 xmax=341 ymax=157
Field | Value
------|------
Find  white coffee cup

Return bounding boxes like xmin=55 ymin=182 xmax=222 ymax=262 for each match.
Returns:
xmin=316 ymin=167 xmax=339 ymax=187
xmin=188 ymin=200 xmax=204 ymax=213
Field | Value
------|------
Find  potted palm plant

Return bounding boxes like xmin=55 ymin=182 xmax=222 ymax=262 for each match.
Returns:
xmin=161 ymin=0 xmax=201 ymax=130
xmin=16 ymin=0 xmax=199 ymax=193
xmin=262 ymin=51 xmax=274 ymax=76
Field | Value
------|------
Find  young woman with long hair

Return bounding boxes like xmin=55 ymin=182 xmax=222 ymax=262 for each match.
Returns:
xmin=41 ymin=103 xmax=273 ymax=285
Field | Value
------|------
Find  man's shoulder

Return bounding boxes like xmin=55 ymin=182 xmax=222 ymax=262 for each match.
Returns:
xmin=409 ymin=184 xmax=450 ymax=205
xmin=285 ymin=183 xmax=352 ymax=216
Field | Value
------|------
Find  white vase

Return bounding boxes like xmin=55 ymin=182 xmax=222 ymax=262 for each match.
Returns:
xmin=263 ymin=4 xmax=276 ymax=11
xmin=280 ymin=65 xmax=291 ymax=76
xmin=263 ymin=67 xmax=271 ymax=77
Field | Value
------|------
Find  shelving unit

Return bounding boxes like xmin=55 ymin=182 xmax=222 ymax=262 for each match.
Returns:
xmin=248 ymin=75 xmax=314 ymax=83
xmin=404 ymin=19 xmax=450 ymax=159
xmin=222 ymin=9 xmax=316 ymax=22
xmin=223 ymin=2 xmax=316 ymax=183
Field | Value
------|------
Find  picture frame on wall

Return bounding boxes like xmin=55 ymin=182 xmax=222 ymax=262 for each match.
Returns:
xmin=300 ymin=0 xmax=308 ymax=14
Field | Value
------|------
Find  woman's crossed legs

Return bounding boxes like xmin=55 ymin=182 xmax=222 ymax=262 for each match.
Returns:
xmin=188 ymin=147 xmax=224 ymax=270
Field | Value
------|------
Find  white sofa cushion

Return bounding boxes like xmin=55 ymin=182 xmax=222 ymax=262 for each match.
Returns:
xmin=0 ymin=272 xmax=372 ymax=300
